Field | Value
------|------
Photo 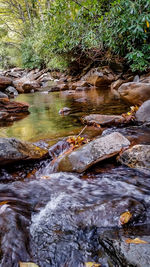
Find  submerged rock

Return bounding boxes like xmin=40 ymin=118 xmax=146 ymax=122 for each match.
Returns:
xmin=118 ymin=82 xmax=150 ymax=105
xmin=0 ymin=138 xmax=48 ymax=165
xmin=82 ymin=114 xmax=125 ymax=127
xmin=135 ymin=100 xmax=150 ymax=123
xmin=118 ymin=145 xmax=150 ymax=172
xmin=53 ymin=132 xmax=130 ymax=173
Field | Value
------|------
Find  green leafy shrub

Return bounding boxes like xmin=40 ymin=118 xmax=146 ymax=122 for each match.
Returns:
xmin=103 ymin=0 xmax=150 ymax=71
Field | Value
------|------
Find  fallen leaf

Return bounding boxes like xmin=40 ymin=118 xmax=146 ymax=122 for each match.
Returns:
xmin=125 ymin=238 xmax=148 ymax=244
xmin=119 ymin=211 xmax=132 ymax=225
xmin=0 ymin=201 xmax=8 ymax=206
xmin=20 ymin=263 xmax=39 ymax=267
xmin=85 ymin=262 xmax=101 ymax=267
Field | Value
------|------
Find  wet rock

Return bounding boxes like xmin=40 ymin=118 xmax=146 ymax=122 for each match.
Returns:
xmin=0 ymin=91 xmax=8 ymax=99
xmin=49 ymin=139 xmax=70 ymax=159
xmin=22 ymin=80 xmax=40 ymax=93
xmin=118 ymin=145 xmax=150 ymax=172
xmin=48 ymin=83 xmax=69 ymax=92
xmin=101 ymin=228 xmax=150 ymax=267
xmin=118 ymin=82 xmax=150 ymax=105
xmin=135 ymin=100 xmax=150 ymax=123
xmin=0 ymin=138 xmax=49 ymax=165
xmin=71 ymin=80 xmax=90 ymax=90
xmin=82 ymin=67 xmax=116 ymax=87
xmin=53 ymin=132 xmax=130 ymax=173
xmin=82 ymin=114 xmax=125 ymax=127
xmin=5 ymin=86 xmax=18 ymax=98
xmin=0 ymin=98 xmax=29 ymax=122
xmin=0 ymin=76 xmax=12 ymax=90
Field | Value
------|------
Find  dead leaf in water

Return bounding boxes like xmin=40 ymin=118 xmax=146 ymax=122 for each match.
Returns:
xmin=125 ymin=238 xmax=148 ymax=244
xmin=85 ymin=262 xmax=101 ymax=267
xmin=119 ymin=211 xmax=132 ymax=225
xmin=20 ymin=262 xmax=39 ymax=267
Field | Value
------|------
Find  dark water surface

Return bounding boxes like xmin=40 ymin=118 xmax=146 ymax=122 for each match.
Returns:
xmin=0 ymin=89 xmax=150 ymax=267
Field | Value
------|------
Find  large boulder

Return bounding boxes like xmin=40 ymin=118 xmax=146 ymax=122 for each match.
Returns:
xmin=118 ymin=82 xmax=150 ymax=105
xmin=81 ymin=67 xmax=116 ymax=87
xmin=53 ymin=132 xmax=130 ymax=173
xmin=0 ymin=76 xmax=12 ymax=90
xmin=13 ymin=77 xmax=40 ymax=93
xmin=118 ymin=145 xmax=150 ymax=172
xmin=82 ymin=114 xmax=125 ymax=127
xmin=0 ymin=138 xmax=48 ymax=165
xmin=22 ymin=80 xmax=40 ymax=93
xmin=135 ymin=100 xmax=150 ymax=123
xmin=13 ymin=77 xmax=26 ymax=93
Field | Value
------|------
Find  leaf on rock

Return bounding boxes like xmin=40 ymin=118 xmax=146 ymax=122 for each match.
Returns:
xmin=119 ymin=211 xmax=132 ymax=225
xmin=85 ymin=262 xmax=101 ymax=267
xmin=0 ymin=201 xmax=8 ymax=206
xmin=67 ymin=135 xmax=88 ymax=148
xmin=125 ymin=238 xmax=148 ymax=244
xmin=20 ymin=262 xmax=39 ymax=267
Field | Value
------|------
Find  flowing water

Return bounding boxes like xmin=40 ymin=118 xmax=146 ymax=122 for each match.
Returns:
xmin=0 ymin=88 xmax=150 ymax=267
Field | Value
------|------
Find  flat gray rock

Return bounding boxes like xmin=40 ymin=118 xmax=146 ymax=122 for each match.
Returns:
xmin=53 ymin=132 xmax=130 ymax=173
xmin=83 ymin=114 xmax=125 ymax=126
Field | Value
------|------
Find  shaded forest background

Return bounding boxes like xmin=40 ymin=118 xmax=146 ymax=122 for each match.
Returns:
xmin=0 ymin=0 xmax=150 ymax=72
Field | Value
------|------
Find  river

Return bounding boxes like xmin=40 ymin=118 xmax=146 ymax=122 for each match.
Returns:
xmin=0 ymin=88 xmax=150 ymax=267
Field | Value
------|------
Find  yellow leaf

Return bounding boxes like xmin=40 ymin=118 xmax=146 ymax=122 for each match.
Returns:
xmin=125 ymin=238 xmax=148 ymax=244
xmin=85 ymin=262 xmax=101 ymax=267
xmin=146 ymin=20 xmax=149 ymax=28
xmin=0 ymin=201 xmax=8 ymax=206
xmin=119 ymin=211 xmax=132 ymax=225
xmin=19 ymin=263 xmax=39 ymax=267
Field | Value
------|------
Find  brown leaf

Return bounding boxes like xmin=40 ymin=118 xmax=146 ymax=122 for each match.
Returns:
xmin=125 ymin=238 xmax=148 ymax=244
xmin=85 ymin=262 xmax=101 ymax=267
xmin=19 ymin=262 xmax=39 ymax=267
xmin=119 ymin=211 xmax=132 ymax=225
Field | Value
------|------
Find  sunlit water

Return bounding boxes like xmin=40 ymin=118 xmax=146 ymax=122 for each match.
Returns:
xmin=0 ymin=89 xmax=150 ymax=267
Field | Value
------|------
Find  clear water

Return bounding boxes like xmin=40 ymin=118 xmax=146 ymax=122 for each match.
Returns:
xmin=0 ymin=89 xmax=128 ymax=142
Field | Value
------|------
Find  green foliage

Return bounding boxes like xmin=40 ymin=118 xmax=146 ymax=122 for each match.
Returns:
xmin=0 ymin=0 xmax=149 ymax=72
xmin=103 ymin=0 xmax=150 ymax=71
xmin=21 ymin=37 xmax=43 ymax=69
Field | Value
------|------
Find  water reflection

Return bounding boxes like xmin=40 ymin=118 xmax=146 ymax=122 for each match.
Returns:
xmin=0 ymin=89 xmax=128 ymax=141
